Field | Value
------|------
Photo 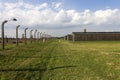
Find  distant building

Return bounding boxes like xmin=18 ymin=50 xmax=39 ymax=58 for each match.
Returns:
xmin=64 ymin=35 xmax=67 ymax=40
xmin=72 ymin=32 xmax=120 ymax=41
xmin=64 ymin=34 xmax=73 ymax=40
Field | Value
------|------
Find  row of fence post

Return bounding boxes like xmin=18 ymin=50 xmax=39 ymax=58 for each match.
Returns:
xmin=1 ymin=18 xmax=52 ymax=50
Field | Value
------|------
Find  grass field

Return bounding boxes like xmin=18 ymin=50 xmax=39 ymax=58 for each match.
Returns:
xmin=0 ymin=39 xmax=120 ymax=80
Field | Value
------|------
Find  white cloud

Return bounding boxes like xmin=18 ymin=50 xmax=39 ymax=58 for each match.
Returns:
xmin=55 ymin=9 xmax=71 ymax=23
xmin=0 ymin=1 xmax=120 ymax=37
xmin=52 ymin=2 xmax=63 ymax=10
xmin=34 ymin=3 xmax=48 ymax=10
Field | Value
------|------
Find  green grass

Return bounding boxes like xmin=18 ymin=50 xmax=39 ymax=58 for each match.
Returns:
xmin=0 ymin=40 xmax=120 ymax=80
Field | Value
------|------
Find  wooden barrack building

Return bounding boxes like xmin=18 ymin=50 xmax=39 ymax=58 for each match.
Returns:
xmin=64 ymin=31 xmax=120 ymax=41
xmin=72 ymin=32 xmax=120 ymax=41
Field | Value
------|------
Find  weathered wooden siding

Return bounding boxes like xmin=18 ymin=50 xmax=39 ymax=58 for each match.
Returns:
xmin=72 ymin=32 xmax=120 ymax=41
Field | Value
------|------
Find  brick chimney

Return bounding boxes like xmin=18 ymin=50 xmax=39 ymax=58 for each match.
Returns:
xmin=84 ymin=29 xmax=86 ymax=32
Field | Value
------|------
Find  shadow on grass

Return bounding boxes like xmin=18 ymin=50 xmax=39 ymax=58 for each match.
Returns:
xmin=0 ymin=68 xmax=46 ymax=72
xmin=0 ymin=65 xmax=76 ymax=72
xmin=49 ymin=65 xmax=76 ymax=70
xmin=0 ymin=55 xmax=72 ymax=59
xmin=0 ymin=65 xmax=76 ymax=80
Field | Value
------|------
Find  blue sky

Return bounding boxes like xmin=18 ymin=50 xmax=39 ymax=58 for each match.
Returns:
xmin=1 ymin=0 xmax=120 ymax=11
xmin=0 ymin=0 xmax=120 ymax=37
xmin=65 ymin=0 xmax=120 ymax=11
